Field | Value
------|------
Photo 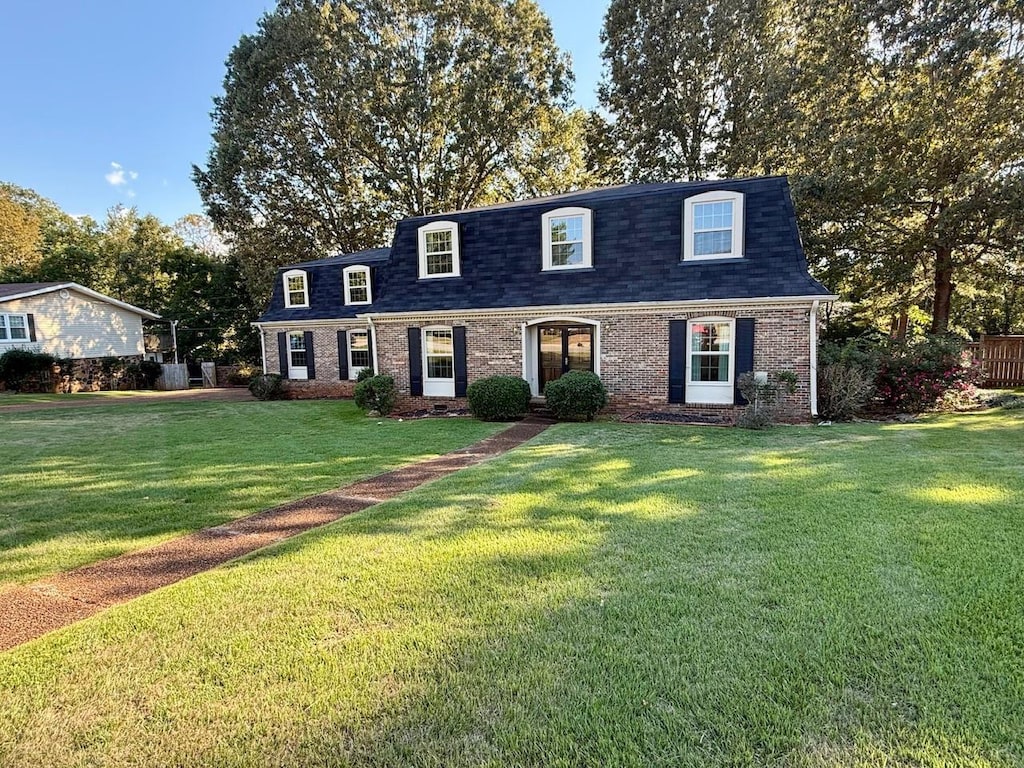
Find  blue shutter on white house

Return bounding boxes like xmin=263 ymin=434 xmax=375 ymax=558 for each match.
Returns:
xmin=407 ymin=327 xmax=423 ymax=396
xmin=453 ymin=326 xmax=468 ymax=397
xmin=734 ymin=318 xmax=755 ymax=405
xmin=667 ymin=320 xmax=687 ymax=403
xmin=277 ymin=332 xmax=288 ymax=378
xmin=303 ymin=331 xmax=316 ymax=379
xmin=337 ymin=330 xmax=348 ymax=380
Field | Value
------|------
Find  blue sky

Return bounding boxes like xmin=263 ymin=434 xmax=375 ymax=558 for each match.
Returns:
xmin=0 ymin=1 xmax=607 ymax=225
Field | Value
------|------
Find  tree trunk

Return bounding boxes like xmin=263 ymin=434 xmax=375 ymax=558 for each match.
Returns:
xmin=930 ymin=245 xmax=954 ymax=335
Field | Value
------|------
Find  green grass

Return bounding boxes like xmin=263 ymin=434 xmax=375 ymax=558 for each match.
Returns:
xmin=1 ymin=407 xmax=1022 ymax=766
xmin=0 ymin=399 xmax=503 ymax=585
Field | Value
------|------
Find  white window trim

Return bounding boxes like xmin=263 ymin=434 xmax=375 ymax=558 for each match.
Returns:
xmin=422 ymin=325 xmax=455 ymax=397
xmin=283 ymin=269 xmax=309 ymax=308
xmin=417 ymin=221 xmax=461 ymax=279
xmin=0 ymin=313 xmax=30 ymax=343
xmin=342 ymin=265 xmax=372 ymax=305
xmin=683 ymin=191 xmax=745 ymax=261
xmin=542 ymin=207 xmax=593 ymax=271
xmin=685 ymin=317 xmax=735 ymax=405
xmin=287 ymin=330 xmax=308 ymax=380
xmin=347 ymin=329 xmax=371 ymax=380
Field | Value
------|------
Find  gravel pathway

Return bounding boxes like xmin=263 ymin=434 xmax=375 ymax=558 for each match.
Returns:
xmin=0 ymin=417 xmax=553 ymax=652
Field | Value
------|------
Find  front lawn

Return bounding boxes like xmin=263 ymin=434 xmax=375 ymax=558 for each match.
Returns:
xmin=0 ymin=399 xmax=503 ymax=585
xmin=1 ymin=407 xmax=1022 ymax=766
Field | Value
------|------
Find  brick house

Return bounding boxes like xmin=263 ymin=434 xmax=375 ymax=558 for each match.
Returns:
xmin=254 ymin=177 xmax=836 ymax=421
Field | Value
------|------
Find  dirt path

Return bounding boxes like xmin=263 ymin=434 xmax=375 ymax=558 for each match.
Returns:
xmin=0 ymin=417 xmax=553 ymax=652
xmin=0 ymin=387 xmax=253 ymax=413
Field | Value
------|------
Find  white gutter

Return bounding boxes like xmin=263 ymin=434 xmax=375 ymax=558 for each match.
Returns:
xmin=256 ymin=323 xmax=268 ymax=374
xmin=809 ymin=300 xmax=820 ymax=417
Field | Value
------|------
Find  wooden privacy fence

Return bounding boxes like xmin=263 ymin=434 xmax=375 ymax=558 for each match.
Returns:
xmin=968 ymin=336 xmax=1024 ymax=387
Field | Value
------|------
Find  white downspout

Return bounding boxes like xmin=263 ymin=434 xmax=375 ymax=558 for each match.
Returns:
xmin=367 ymin=316 xmax=380 ymax=374
xmin=809 ymin=300 xmax=820 ymax=418
xmin=256 ymin=323 xmax=267 ymax=374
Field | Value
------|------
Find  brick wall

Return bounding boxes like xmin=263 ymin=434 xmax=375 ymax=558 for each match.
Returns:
xmin=261 ymin=304 xmax=816 ymax=419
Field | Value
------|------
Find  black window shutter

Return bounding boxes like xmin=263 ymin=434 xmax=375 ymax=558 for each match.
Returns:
xmin=26 ymin=314 xmax=36 ymax=342
xmin=337 ymin=330 xmax=349 ymax=381
xmin=734 ymin=318 xmax=755 ymax=405
xmin=366 ymin=329 xmax=375 ymax=374
xmin=304 ymin=330 xmax=316 ymax=379
xmin=277 ymin=332 xmax=288 ymax=378
xmin=668 ymin=320 xmax=687 ymax=403
xmin=453 ymin=326 xmax=468 ymax=397
xmin=407 ymin=327 xmax=423 ymax=396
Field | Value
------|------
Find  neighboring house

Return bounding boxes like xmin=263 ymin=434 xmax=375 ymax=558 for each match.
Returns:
xmin=254 ymin=176 xmax=837 ymax=420
xmin=0 ymin=282 xmax=161 ymax=360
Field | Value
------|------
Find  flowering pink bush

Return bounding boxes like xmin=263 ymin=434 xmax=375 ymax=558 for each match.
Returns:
xmin=875 ymin=337 xmax=982 ymax=412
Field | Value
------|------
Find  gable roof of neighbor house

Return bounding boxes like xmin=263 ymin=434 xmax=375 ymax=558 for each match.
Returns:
xmin=258 ymin=176 xmax=831 ymax=322
xmin=0 ymin=282 xmax=162 ymax=320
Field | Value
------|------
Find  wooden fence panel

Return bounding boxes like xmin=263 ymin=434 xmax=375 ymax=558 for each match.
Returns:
xmin=977 ymin=336 xmax=1024 ymax=387
xmin=158 ymin=364 xmax=189 ymax=391
xmin=200 ymin=362 xmax=217 ymax=389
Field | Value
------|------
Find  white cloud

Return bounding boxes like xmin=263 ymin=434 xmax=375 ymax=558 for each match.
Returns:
xmin=105 ymin=161 xmax=139 ymax=188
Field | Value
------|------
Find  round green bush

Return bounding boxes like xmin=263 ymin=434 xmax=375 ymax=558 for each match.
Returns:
xmin=543 ymin=370 xmax=608 ymax=421
xmin=354 ymin=374 xmax=397 ymax=416
xmin=355 ymin=366 xmax=376 ymax=383
xmin=467 ymin=375 xmax=532 ymax=421
xmin=248 ymin=373 xmax=284 ymax=400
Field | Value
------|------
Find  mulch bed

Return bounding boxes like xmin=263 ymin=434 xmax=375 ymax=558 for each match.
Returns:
xmin=0 ymin=417 xmax=553 ymax=652
xmin=622 ymin=411 xmax=731 ymax=426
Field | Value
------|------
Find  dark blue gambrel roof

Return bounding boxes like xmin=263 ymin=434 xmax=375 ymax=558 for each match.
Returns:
xmin=258 ymin=177 xmax=830 ymax=322
xmin=260 ymin=248 xmax=391 ymax=321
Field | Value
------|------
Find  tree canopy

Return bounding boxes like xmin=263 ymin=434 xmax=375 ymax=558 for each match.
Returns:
xmin=600 ymin=0 xmax=1024 ymax=336
xmin=195 ymin=0 xmax=605 ymax=297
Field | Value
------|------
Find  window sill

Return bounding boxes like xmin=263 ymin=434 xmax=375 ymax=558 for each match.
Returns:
xmin=679 ymin=255 xmax=744 ymax=264
xmin=417 ymin=274 xmax=461 ymax=281
xmin=541 ymin=266 xmax=596 ymax=273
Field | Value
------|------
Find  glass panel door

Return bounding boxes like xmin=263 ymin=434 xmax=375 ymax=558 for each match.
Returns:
xmin=539 ymin=327 xmax=563 ymax=390
xmin=538 ymin=324 xmax=594 ymax=391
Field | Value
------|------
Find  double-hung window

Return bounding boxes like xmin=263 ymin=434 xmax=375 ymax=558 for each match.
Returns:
xmin=283 ymin=269 xmax=309 ymax=308
xmin=0 ymin=313 xmax=29 ymax=342
xmin=287 ymin=331 xmax=308 ymax=379
xmin=348 ymin=329 xmax=371 ymax=378
xmin=686 ymin=319 xmax=734 ymax=404
xmin=343 ymin=265 xmax=372 ymax=305
xmin=683 ymin=191 xmax=744 ymax=261
xmin=417 ymin=222 xmax=461 ymax=279
xmin=422 ymin=326 xmax=455 ymax=396
xmin=542 ymin=207 xmax=592 ymax=270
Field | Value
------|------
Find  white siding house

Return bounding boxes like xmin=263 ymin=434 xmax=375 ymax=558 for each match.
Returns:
xmin=0 ymin=283 xmax=161 ymax=360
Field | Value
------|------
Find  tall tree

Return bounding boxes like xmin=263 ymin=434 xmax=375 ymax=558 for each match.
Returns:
xmin=600 ymin=0 xmax=1024 ymax=335
xmin=195 ymin=0 xmax=596 ymax=297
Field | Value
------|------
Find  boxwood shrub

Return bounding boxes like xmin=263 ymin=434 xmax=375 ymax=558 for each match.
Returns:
xmin=354 ymin=374 xmax=397 ymax=416
xmin=466 ymin=375 xmax=532 ymax=421
xmin=248 ymin=373 xmax=284 ymax=400
xmin=543 ymin=370 xmax=608 ymax=421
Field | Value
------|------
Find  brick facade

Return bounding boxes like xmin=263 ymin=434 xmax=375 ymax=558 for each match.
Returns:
xmin=261 ymin=302 xmax=817 ymax=421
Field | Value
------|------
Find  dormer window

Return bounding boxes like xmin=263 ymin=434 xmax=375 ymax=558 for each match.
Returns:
xmin=418 ymin=221 xmax=461 ymax=279
xmin=542 ymin=207 xmax=592 ymax=270
xmin=283 ymin=269 xmax=309 ymax=308
xmin=343 ymin=265 xmax=372 ymax=305
xmin=683 ymin=191 xmax=744 ymax=260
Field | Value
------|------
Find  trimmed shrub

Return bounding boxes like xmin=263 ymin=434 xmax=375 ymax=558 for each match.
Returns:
xmin=354 ymin=374 xmax=397 ymax=416
xmin=248 ymin=373 xmax=284 ymax=400
xmin=227 ymin=363 xmax=260 ymax=386
xmin=467 ymin=375 xmax=531 ymax=421
xmin=0 ymin=350 xmax=56 ymax=392
xmin=123 ymin=360 xmax=163 ymax=389
xmin=355 ymin=366 xmax=376 ymax=383
xmin=543 ymin=370 xmax=607 ymax=421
